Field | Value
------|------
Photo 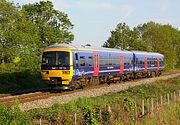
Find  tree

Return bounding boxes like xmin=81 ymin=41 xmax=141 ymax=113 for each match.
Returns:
xmin=104 ymin=21 xmax=180 ymax=69
xmin=22 ymin=1 xmax=74 ymax=48
xmin=0 ymin=0 xmax=39 ymax=63
xmin=134 ymin=21 xmax=180 ymax=69
xmin=103 ymin=22 xmax=146 ymax=50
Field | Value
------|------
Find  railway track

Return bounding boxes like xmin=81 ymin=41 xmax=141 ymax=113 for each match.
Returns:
xmin=0 ymin=72 xmax=180 ymax=106
xmin=0 ymin=92 xmax=50 ymax=106
xmin=0 ymin=83 xmax=109 ymax=106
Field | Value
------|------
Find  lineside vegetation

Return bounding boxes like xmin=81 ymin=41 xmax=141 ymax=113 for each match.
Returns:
xmin=0 ymin=77 xmax=180 ymax=124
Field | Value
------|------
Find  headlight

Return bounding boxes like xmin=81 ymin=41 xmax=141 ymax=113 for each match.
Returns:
xmin=62 ymin=71 xmax=70 ymax=74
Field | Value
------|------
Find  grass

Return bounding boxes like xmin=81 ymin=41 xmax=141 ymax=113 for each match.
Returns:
xmin=27 ymin=77 xmax=180 ymax=124
xmin=0 ymin=76 xmax=180 ymax=124
xmin=0 ymin=103 xmax=30 ymax=125
xmin=139 ymin=103 xmax=180 ymax=125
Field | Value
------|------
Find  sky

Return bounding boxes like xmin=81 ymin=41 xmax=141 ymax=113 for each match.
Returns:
xmin=13 ymin=0 xmax=180 ymax=47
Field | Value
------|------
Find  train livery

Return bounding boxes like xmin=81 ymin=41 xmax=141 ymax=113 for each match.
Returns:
xmin=41 ymin=43 xmax=164 ymax=89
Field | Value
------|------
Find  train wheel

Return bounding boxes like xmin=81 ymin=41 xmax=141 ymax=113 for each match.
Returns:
xmin=152 ymin=71 xmax=156 ymax=77
xmin=79 ymin=78 xmax=87 ymax=89
xmin=158 ymin=71 xmax=162 ymax=76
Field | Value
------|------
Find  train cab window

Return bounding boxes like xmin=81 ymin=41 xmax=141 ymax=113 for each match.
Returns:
xmin=42 ymin=51 xmax=70 ymax=66
xmin=80 ymin=56 xmax=85 ymax=66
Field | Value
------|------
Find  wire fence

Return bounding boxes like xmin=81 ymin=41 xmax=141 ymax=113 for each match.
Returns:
xmin=38 ymin=90 xmax=180 ymax=125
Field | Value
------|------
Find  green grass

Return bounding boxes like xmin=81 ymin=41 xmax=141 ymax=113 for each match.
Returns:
xmin=27 ymin=77 xmax=180 ymax=124
xmin=0 ymin=103 xmax=30 ymax=125
xmin=0 ymin=76 xmax=180 ymax=124
xmin=138 ymin=103 xmax=180 ymax=125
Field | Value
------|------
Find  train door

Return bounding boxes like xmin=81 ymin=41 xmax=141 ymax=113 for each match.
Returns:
xmin=157 ymin=56 xmax=160 ymax=71
xmin=120 ymin=53 xmax=124 ymax=74
xmin=93 ymin=51 xmax=99 ymax=76
xmin=144 ymin=55 xmax=147 ymax=72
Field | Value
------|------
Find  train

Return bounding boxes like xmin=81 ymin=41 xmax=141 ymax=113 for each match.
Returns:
xmin=41 ymin=43 xmax=164 ymax=90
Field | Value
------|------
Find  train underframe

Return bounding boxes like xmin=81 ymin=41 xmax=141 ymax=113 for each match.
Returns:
xmin=48 ymin=70 xmax=162 ymax=91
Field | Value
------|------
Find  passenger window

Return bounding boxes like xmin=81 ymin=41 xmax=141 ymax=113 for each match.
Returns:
xmin=80 ymin=56 xmax=85 ymax=66
xmin=80 ymin=56 xmax=85 ymax=59
xmin=75 ymin=53 xmax=78 ymax=68
xmin=88 ymin=56 xmax=93 ymax=66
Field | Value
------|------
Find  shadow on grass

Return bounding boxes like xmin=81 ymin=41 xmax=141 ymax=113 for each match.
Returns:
xmin=0 ymin=70 xmax=48 ymax=94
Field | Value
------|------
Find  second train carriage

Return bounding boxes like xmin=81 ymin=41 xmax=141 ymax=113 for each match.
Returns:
xmin=133 ymin=51 xmax=164 ymax=78
xmin=41 ymin=43 xmax=164 ymax=90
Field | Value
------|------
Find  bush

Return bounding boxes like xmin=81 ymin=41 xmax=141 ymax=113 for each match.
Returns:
xmin=0 ymin=104 xmax=30 ymax=125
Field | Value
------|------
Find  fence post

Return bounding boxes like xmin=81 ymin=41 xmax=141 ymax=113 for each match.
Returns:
xmin=147 ymin=99 xmax=150 ymax=117
xmin=156 ymin=97 xmax=159 ymax=108
xmin=99 ymin=109 xmax=102 ymax=124
xmin=135 ymin=103 xmax=138 ymax=119
xmin=40 ymin=118 xmax=41 ymax=125
xmin=142 ymin=100 xmax=144 ymax=116
xmin=74 ymin=113 xmax=77 ymax=125
xmin=151 ymin=98 xmax=154 ymax=115
xmin=160 ymin=96 xmax=163 ymax=105
xmin=107 ymin=105 xmax=112 ymax=113
xmin=174 ymin=91 xmax=176 ymax=102
xmin=171 ymin=93 xmax=173 ymax=101
xmin=167 ymin=93 xmax=170 ymax=104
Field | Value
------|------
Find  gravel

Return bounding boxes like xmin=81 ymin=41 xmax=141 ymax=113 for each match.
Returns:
xmin=20 ymin=73 xmax=180 ymax=110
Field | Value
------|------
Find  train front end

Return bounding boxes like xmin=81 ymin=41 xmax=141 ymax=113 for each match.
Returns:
xmin=41 ymin=47 xmax=73 ymax=90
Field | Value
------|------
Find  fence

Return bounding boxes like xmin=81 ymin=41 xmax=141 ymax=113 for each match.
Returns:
xmin=39 ymin=90 xmax=180 ymax=125
xmin=137 ymin=90 xmax=180 ymax=119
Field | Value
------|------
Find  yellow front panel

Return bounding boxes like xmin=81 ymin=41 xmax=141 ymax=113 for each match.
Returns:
xmin=41 ymin=48 xmax=73 ymax=85
xmin=41 ymin=70 xmax=72 ymax=85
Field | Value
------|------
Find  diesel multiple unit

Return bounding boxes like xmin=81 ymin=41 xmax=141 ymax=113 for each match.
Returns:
xmin=41 ymin=44 xmax=164 ymax=89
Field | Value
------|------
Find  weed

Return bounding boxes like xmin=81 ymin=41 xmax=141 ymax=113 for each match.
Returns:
xmin=0 ymin=103 xmax=30 ymax=125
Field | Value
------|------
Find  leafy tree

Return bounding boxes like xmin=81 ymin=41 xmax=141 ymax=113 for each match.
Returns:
xmin=103 ymin=22 xmax=146 ymax=50
xmin=104 ymin=21 xmax=180 ymax=69
xmin=135 ymin=22 xmax=180 ymax=69
xmin=0 ymin=0 xmax=39 ymax=63
xmin=22 ymin=1 xmax=74 ymax=48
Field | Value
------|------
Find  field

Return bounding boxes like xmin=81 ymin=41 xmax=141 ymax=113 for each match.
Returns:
xmin=0 ymin=76 xmax=180 ymax=125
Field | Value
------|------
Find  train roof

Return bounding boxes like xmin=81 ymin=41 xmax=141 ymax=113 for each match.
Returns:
xmin=132 ymin=51 xmax=164 ymax=56
xmin=45 ymin=43 xmax=132 ymax=53
xmin=44 ymin=43 xmax=163 ymax=56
